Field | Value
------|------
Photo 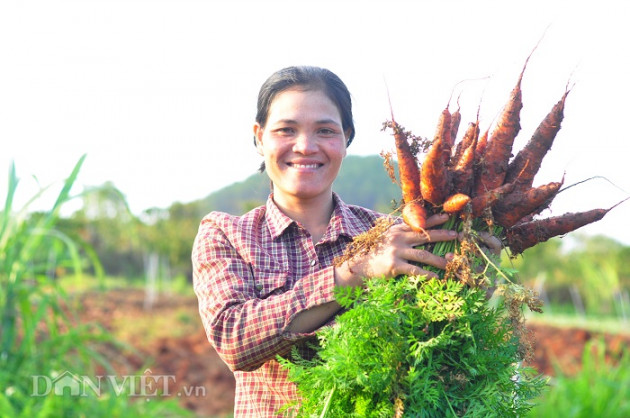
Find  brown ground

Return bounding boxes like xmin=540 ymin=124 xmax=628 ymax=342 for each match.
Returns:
xmin=73 ymin=288 xmax=630 ymax=417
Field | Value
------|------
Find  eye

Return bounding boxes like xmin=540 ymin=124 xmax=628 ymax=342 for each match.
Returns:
xmin=274 ymin=127 xmax=295 ymax=136
xmin=318 ymin=127 xmax=340 ymax=136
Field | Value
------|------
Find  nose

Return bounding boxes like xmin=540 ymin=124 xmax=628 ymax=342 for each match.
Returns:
xmin=292 ymin=132 xmax=318 ymax=154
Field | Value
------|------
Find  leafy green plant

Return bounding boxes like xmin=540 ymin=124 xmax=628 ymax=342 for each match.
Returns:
xmin=280 ymin=276 xmax=547 ymax=416
xmin=1 ymin=156 xmax=91 ymax=383
xmin=0 ymin=157 xmax=191 ymax=417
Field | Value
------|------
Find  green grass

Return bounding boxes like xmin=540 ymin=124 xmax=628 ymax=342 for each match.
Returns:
xmin=527 ymin=339 xmax=630 ymax=417
xmin=58 ymin=273 xmax=195 ymax=297
xmin=526 ymin=310 xmax=630 ymax=336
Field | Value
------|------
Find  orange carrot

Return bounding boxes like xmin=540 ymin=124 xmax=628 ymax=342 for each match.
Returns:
xmin=474 ymin=127 xmax=489 ymax=167
xmin=443 ymin=193 xmax=471 ymax=214
xmin=450 ymin=122 xmax=479 ymax=195
xmin=402 ymin=200 xmax=428 ymax=232
xmin=474 ymin=71 xmax=524 ymax=196
xmin=493 ymin=180 xmax=563 ymax=228
xmin=451 ymin=120 xmax=478 ymax=167
xmin=475 ymin=43 xmax=543 ymax=198
xmin=389 ymin=120 xmax=421 ymax=203
xmin=420 ymin=107 xmax=452 ymax=206
xmin=506 ymin=207 xmax=611 ymax=255
xmin=449 ymin=107 xmax=461 ymax=149
xmin=504 ymin=90 xmax=570 ymax=190
xmin=470 ymin=181 xmax=516 ymax=218
xmin=472 ymin=127 xmax=489 ymax=193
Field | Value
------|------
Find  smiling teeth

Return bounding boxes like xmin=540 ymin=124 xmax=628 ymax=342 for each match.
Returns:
xmin=292 ymin=164 xmax=319 ymax=169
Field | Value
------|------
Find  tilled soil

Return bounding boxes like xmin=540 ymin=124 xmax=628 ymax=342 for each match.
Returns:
xmin=73 ymin=288 xmax=630 ymax=417
xmin=525 ymin=321 xmax=630 ymax=377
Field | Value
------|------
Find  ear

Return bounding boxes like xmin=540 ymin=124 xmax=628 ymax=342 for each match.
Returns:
xmin=344 ymin=129 xmax=353 ymax=147
xmin=253 ymin=123 xmax=264 ymax=156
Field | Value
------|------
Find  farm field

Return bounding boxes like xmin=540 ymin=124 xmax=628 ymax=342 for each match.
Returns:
xmin=71 ymin=287 xmax=630 ymax=417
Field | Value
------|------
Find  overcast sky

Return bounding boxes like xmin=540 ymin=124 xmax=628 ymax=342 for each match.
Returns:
xmin=2 ymin=0 xmax=629 ymax=244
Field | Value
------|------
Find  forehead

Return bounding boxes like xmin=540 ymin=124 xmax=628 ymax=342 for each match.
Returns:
xmin=267 ymin=88 xmax=342 ymax=122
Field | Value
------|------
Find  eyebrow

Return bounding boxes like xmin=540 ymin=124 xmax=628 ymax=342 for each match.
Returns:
xmin=316 ymin=118 xmax=342 ymax=126
xmin=274 ymin=118 xmax=342 ymax=126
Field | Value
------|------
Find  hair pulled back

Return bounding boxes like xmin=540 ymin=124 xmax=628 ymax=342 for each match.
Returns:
xmin=254 ymin=66 xmax=355 ymax=147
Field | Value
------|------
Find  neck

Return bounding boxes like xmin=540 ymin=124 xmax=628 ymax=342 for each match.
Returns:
xmin=273 ymin=192 xmax=335 ymax=243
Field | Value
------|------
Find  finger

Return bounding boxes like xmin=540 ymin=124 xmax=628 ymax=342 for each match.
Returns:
xmin=409 ymin=266 xmax=439 ymax=280
xmin=425 ymin=213 xmax=450 ymax=228
xmin=402 ymin=248 xmax=448 ymax=271
xmin=417 ymin=229 xmax=458 ymax=245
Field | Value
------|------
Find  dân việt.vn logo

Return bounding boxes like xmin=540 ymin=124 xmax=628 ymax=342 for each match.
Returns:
xmin=31 ymin=369 xmax=206 ymax=398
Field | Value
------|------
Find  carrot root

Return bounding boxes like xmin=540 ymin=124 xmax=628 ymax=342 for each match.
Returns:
xmin=504 ymin=90 xmax=569 ymax=189
xmin=421 ymin=108 xmax=452 ymax=206
xmin=443 ymin=193 xmax=471 ymax=214
xmin=493 ymin=180 xmax=564 ymax=228
xmin=402 ymin=200 xmax=428 ymax=236
xmin=506 ymin=207 xmax=613 ymax=255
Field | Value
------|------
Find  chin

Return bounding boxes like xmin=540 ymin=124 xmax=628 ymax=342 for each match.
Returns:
xmin=285 ymin=185 xmax=331 ymax=200
xmin=293 ymin=189 xmax=327 ymax=200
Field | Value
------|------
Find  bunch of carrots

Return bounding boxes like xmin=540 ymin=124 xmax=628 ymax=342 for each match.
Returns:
xmin=385 ymin=54 xmax=621 ymax=259
xmin=284 ymin=52 xmax=627 ymax=417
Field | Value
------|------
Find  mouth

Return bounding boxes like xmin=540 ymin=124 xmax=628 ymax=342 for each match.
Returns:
xmin=287 ymin=162 xmax=323 ymax=169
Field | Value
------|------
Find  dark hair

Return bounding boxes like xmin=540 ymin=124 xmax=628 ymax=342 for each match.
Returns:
xmin=254 ymin=66 xmax=355 ymax=147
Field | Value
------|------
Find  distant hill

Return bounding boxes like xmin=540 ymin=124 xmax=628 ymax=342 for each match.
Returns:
xmin=197 ymin=155 xmax=401 ymax=216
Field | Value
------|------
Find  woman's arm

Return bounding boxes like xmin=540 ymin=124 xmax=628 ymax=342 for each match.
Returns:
xmin=192 ymin=219 xmax=340 ymax=372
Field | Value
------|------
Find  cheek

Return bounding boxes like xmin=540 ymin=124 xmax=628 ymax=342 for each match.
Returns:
xmin=328 ymin=142 xmax=347 ymax=161
xmin=262 ymin=140 xmax=288 ymax=164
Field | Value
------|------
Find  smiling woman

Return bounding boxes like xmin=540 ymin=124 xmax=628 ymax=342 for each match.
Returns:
xmin=191 ymin=66 xmax=457 ymax=417
xmin=253 ymin=89 xmax=348 ymax=242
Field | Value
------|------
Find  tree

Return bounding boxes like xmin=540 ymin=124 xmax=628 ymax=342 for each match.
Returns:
xmin=66 ymin=182 xmax=144 ymax=277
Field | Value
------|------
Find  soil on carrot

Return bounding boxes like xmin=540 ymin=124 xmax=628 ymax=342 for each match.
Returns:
xmin=72 ymin=288 xmax=630 ymax=417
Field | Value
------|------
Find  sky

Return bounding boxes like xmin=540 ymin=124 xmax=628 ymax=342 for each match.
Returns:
xmin=1 ymin=0 xmax=629 ymax=245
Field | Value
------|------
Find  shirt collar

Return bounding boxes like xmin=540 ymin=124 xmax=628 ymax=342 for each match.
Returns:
xmin=328 ymin=192 xmax=368 ymax=240
xmin=265 ymin=192 xmax=366 ymax=242
xmin=265 ymin=194 xmax=295 ymax=240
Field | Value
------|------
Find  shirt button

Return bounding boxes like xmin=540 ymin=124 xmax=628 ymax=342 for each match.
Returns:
xmin=310 ymin=259 xmax=317 ymax=267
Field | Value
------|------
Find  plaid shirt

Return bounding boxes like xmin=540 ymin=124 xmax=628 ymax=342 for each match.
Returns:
xmin=192 ymin=193 xmax=381 ymax=417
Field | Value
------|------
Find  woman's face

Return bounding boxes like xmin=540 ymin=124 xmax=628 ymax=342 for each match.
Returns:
xmin=254 ymin=88 xmax=348 ymax=207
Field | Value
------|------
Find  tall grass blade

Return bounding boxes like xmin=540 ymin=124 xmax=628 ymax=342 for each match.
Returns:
xmin=10 ymin=154 xmax=86 ymax=283
xmin=0 ymin=161 xmax=18 ymax=243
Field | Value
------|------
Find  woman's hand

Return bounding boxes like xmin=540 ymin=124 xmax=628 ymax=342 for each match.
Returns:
xmin=334 ymin=213 xmax=457 ymax=287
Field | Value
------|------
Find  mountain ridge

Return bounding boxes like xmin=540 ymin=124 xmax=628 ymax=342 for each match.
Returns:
xmin=197 ymin=154 xmax=401 ymax=216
